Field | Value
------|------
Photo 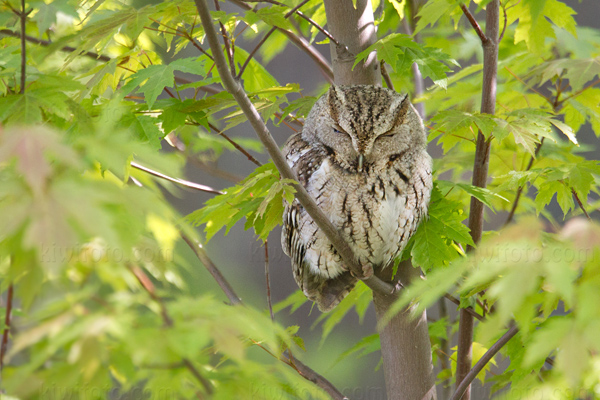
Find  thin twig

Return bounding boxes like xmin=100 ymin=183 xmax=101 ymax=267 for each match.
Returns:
xmin=444 ymin=294 xmax=484 ymax=321
xmin=504 ymin=66 xmax=553 ymax=104
xmin=207 ymin=123 xmax=263 ymax=166
xmin=282 ymin=351 xmax=349 ymax=400
xmin=438 ymin=298 xmax=452 ymax=400
xmin=228 ymin=0 xmax=334 ymax=83
xmin=380 ymin=61 xmax=395 ymax=91
xmin=213 ymin=0 xmax=236 ymax=77
xmin=572 ymin=188 xmax=592 ymax=220
xmin=459 ymin=3 xmax=487 ymax=43
xmin=0 ymin=284 xmax=14 ymax=371
xmin=451 ymin=325 xmax=518 ymax=400
xmin=180 ymin=233 xmax=347 ymax=399
xmin=559 ymin=78 xmax=600 ymax=105
xmin=194 ymin=0 xmax=395 ymax=296
xmin=401 ymin=4 xmax=425 ymax=118
xmin=498 ymin=0 xmax=508 ymax=42
xmin=264 ymin=239 xmax=274 ymax=321
xmin=181 ymin=233 xmax=243 ymax=305
xmin=237 ymin=0 xmax=309 ymax=78
xmin=131 ymin=265 xmax=174 ymax=327
xmin=130 ymin=161 xmax=223 ymax=195
xmin=242 ymin=0 xmax=339 ymax=45
xmin=504 ymin=137 xmax=545 ymax=225
xmin=130 ymin=265 xmax=213 ymax=395
xmin=19 ymin=0 xmax=27 ymax=94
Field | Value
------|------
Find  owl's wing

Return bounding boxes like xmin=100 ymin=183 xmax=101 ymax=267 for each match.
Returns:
xmin=282 ymin=201 xmax=357 ymax=312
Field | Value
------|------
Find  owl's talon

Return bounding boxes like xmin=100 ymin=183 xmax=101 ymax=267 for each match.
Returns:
xmin=360 ymin=263 xmax=374 ymax=280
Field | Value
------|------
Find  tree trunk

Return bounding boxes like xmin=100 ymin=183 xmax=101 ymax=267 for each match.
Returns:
xmin=322 ymin=1 xmax=436 ymax=398
xmin=374 ymin=261 xmax=436 ymax=400
xmin=323 ymin=0 xmax=381 ymax=86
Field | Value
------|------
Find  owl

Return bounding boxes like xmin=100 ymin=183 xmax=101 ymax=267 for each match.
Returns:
xmin=281 ymin=85 xmax=433 ymax=312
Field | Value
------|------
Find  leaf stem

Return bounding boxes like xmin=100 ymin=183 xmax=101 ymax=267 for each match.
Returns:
xmin=0 ymin=284 xmax=14 ymax=371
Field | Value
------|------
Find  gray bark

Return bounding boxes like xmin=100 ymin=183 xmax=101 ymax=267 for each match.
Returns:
xmin=323 ymin=0 xmax=381 ymax=86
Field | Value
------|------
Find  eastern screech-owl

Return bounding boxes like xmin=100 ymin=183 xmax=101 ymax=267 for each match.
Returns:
xmin=281 ymin=85 xmax=433 ymax=312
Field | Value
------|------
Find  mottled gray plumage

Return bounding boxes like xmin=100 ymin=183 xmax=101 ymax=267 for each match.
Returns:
xmin=281 ymin=85 xmax=433 ymax=312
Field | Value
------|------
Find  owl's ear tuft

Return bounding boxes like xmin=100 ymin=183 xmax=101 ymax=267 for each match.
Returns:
xmin=327 ymin=85 xmax=345 ymax=123
xmin=391 ymin=94 xmax=411 ymax=129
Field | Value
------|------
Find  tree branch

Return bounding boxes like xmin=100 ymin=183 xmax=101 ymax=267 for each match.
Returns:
xmin=456 ymin=2 xmax=500 ymax=399
xmin=130 ymin=161 xmax=224 ymax=195
xmin=180 ymin=233 xmax=347 ymax=399
xmin=207 ymin=122 xmax=262 ymax=167
xmin=243 ymin=0 xmax=340 ymax=45
xmin=282 ymin=352 xmax=348 ymax=400
xmin=0 ymin=284 xmax=14 ymax=371
xmin=451 ymin=325 xmax=518 ymax=400
xmin=460 ymin=3 xmax=487 ymax=43
xmin=264 ymin=239 xmax=274 ymax=321
xmin=228 ymin=0 xmax=334 ymax=83
xmin=130 ymin=265 xmax=213 ymax=395
xmin=194 ymin=0 xmax=394 ymax=295
xmin=237 ymin=0 xmax=309 ymax=78
xmin=572 ymin=188 xmax=592 ymax=220
xmin=323 ymin=0 xmax=381 ymax=86
xmin=504 ymin=138 xmax=545 ymax=225
xmin=401 ymin=2 xmax=425 ymax=119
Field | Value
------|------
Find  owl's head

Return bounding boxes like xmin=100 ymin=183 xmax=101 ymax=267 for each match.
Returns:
xmin=303 ymin=85 xmax=426 ymax=173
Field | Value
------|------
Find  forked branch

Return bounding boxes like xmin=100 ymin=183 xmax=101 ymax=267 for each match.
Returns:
xmin=194 ymin=0 xmax=396 ymax=297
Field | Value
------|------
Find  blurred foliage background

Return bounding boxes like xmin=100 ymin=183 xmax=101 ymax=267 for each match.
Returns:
xmin=0 ymin=0 xmax=599 ymax=399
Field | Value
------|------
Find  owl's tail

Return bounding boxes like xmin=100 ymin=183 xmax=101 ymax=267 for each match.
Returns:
xmin=304 ymin=270 xmax=358 ymax=312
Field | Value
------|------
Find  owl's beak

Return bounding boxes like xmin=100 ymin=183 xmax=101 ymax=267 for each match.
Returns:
xmin=357 ymin=153 xmax=364 ymax=172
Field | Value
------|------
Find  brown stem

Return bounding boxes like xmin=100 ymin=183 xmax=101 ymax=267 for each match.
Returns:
xmin=452 ymin=325 xmax=518 ymax=400
xmin=181 ymin=233 xmax=243 ymax=305
xmin=237 ymin=0 xmax=308 ymax=78
xmin=282 ymin=352 xmax=347 ymax=400
xmin=0 ymin=29 xmax=112 ymax=62
xmin=243 ymin=0 xmax=340 ymax=45
xmin=130 ymin=266 xmax=213 ymax=394
xmin=572 ymin=188 xmax=592 ymax=220
xmin=456 ymin=3 xmax=500 ymax=399
xmin=221 ymin=0 xmax=335 ymax=82
xmin=180 ymin=233 xmax=347 ymax=398
xmin=130 ymin=161 xmax=223 ymax=195
xmin=213 ymin=0 xmax=236 ymax=77
xmin=264 ymin=240 xmax=274 ymax=321
xmin=194 ymin=0 xmax=395 ymax=295
xmin=504 ymin=138 xmax=545 ymax=225
xmin=438 ymin=298 xmax=452 ymax=400
xmin=559 ymin=78 xmax=600 ymax=105
xmin=207 ymin=123 xmax=262 ymax=167
xmin=19 ymin=0 xmax=26 ymax=94
xmin=380 ymin=61 xmax=395 ymax=91
xmin=401 ymin=2 xmax=425 ymax=119
xmin=0 ymin=284 xmax=14 ymax=371
xmin=459 ymin=4 xmax=487 ymax=43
